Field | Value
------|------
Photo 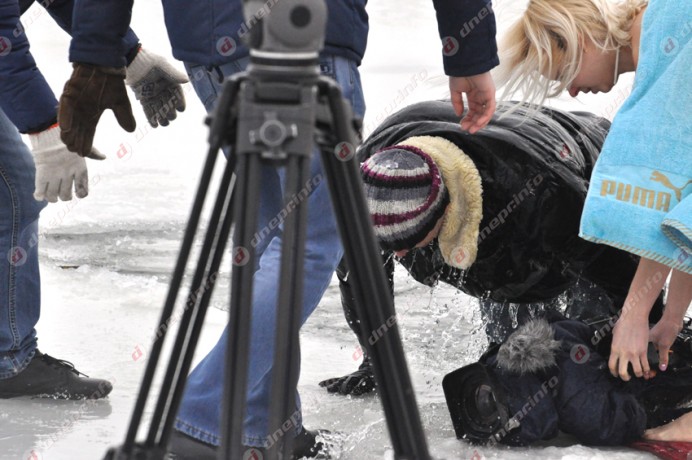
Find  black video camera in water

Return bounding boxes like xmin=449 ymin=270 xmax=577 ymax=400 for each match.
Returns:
xmin=442 ymin=314 xmax=692 ymax=447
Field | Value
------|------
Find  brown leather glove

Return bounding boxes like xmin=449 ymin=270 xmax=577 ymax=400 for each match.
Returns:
xmin=59 ymin=63 xmax=137 ymax=157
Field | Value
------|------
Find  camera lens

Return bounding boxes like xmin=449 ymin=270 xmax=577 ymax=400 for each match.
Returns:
xmin=475 ymin=384 xmax=499 ymax=422
xmin=459 ymin=380 xmax=501 ymax=439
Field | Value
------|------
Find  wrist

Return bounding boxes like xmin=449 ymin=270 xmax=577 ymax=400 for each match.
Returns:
xmin=29 ymin=124 xmax=61 ymax=151
xmin=125 ymin=47 xmax=156 ymax=85
xmin=126 ymin=43 xmax=142 ymax=67
xmin=659 ymin=313 xmax=685 ymax=330
xmin=616 ymin=310 xmax=649 ymax=326
xmin=74 ymin=62 xmax=126 ymax=77
xmin=25 ymin=117 xmax=58 ymax=135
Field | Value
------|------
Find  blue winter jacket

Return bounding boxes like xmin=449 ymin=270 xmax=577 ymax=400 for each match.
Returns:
xmin=69 ymin=0 xmax=498 ymax=77
xmin=0 ymin=0 xmax=139 ymax=133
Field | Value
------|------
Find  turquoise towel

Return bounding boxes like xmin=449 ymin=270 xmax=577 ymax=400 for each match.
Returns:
xmin=662 ymin=194 xmax=692 ymax=261
xmin=579 ymin=0 xmax=692 ymax=274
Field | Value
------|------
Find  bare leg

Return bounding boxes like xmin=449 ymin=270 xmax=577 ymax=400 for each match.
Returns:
xmin=643 ymin=412 xmax=692 ymax=442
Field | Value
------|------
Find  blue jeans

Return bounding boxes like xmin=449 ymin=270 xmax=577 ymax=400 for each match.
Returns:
xmin=176 ymin=55 xmax=365 ymax=447
xmin=0 ymin=109 xmax=46 ymax=379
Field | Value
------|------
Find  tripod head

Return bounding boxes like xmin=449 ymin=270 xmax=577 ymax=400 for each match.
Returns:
xmin=242 ymin=0 xmax=327 ymax=76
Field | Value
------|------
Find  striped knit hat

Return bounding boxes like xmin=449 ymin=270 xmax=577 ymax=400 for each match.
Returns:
xmin=361 ymin=145 xmax=450 ymax=251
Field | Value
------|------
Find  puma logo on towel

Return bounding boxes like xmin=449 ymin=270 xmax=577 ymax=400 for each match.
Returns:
xmin=600 ymin=171 xmax=691 ymax=212
xmin=650 ymin=171 xmax=692 ymax=202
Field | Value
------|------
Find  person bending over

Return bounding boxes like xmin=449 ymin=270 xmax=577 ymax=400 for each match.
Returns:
xmin=497 ymin=0 xmax=691 ymax=382
xmin=322 ymin=100 xmax=663 ymax=396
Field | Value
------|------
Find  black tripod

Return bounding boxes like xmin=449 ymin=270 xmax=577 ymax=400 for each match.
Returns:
xmin=104 ymin=1 xmax=430 ymax=459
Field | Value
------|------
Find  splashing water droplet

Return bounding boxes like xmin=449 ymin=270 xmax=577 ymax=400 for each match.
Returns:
xmin=509 ymin=302 xmax=520 ymax=329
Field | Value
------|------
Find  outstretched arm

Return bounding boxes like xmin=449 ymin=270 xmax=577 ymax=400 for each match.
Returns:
xmin=0 ymin=0 xmax=103 ymax=202
xmin=432 ymin=0 xmax=499 ymax=133
xmin=649 ymin=269 xmax=692 ymax=371
xmin=59 ymin=0 xmax=187 ymax=156
xmin=609 ymin=258 xmax=669 ymax=381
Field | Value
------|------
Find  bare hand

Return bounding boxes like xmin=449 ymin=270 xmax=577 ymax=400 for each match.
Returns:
xmin=608 ymin=315 xmax=650 ymax=381
xmin=449 ymin=72 xmax=496 ymax=134
xmin=649 ymin=318 xmax=682 ymax=371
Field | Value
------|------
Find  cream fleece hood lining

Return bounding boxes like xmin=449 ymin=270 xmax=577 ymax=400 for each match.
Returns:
xmin=396 ymin=136 xmax=483 ymax=269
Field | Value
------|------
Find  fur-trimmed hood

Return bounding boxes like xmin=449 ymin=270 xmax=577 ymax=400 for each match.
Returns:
xmin=396 ymin=136 xmax=483 ymax=269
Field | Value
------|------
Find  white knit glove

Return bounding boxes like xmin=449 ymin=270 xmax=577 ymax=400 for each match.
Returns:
xmin=125 ymin=47 xmax=188 ymax=128
xmin=30 ymin=125 xmax=105 ymax=202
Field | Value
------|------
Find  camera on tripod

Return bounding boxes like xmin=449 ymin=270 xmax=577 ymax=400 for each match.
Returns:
xmin=104 ymin=1 xmax=432 ymax=459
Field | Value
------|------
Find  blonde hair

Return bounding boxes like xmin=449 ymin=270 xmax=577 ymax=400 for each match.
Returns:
xmin=496 ymin=0 xmax=647 ymax=104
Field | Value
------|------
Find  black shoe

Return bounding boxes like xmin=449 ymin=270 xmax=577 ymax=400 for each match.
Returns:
xmin=0 ymin=350 xmax=112 ymax=400
xmin=167 ymin=428 xmax=332 ymax=460
xmin=319 ymin=356 xmax=376 ymax=396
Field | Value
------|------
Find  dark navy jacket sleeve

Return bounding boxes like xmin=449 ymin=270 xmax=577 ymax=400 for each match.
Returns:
xmin=432 ymin=0 xmax=499 ymax=77
xmin=39 ymin=0 xmax=139 ymax=61
xmin=69 ymin=0 xmax=134 ymax=67
xmin=0 ymin=0 xmax=59 ymax=133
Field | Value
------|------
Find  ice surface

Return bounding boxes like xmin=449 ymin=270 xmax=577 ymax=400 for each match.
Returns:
xmin=0 ymin=0 xmax=684 ymax=459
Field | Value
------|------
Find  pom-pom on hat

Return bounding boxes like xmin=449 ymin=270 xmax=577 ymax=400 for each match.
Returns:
xmin=361 ymin=144 xmax=450 ymax=251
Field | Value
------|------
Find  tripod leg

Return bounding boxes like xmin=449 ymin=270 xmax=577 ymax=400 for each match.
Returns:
xmin=220 ymin=152 xmax=262 ymax=460
xmin=146 ymin=149 xmax=238 ymax=448
xmin=119 ymin=143 xmax=221 ymax=454
xmin=267 ymin=154 xmax=311 ymax=460
xmin=319 ymin=79 xmax=431 ymax=460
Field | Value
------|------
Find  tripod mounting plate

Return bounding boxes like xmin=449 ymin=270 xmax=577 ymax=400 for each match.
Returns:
xmin=236 ymin=79 xmax=318 ymax=161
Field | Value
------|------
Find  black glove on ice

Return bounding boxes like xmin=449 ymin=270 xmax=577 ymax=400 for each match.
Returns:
xmin=319 ymin=356 xmax=376 ymax=396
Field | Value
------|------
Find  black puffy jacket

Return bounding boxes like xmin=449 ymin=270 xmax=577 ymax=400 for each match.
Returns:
xmin=359 ymin=101 xmax=640 ymax=303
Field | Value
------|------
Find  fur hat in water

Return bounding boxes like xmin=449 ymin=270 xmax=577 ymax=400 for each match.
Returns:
xmin=497 ymin=319 xmax=562 ymax=375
